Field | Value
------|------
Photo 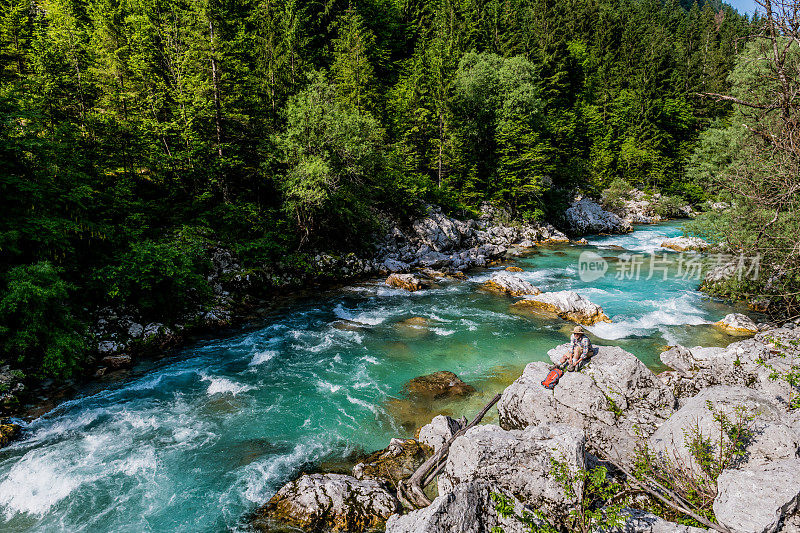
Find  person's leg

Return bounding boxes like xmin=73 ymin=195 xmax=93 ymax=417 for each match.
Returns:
xmin=571 ymin=346 xmax=583 ymax=365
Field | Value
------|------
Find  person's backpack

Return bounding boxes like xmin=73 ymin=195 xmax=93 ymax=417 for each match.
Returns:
xmin=541 ymin=367 xmax=564 ymax=389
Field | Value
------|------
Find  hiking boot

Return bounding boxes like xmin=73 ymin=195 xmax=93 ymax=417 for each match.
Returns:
xmin=566 ymin=364 xmax=575 ymax=372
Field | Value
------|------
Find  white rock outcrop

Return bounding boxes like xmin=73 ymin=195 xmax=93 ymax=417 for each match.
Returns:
xmin=385 ymin=273 xmax=428 ymax=291
xmin=657 ymin=326 xmax=800 ymax=407
xmin=498 ymin=346 xmax=675 ymax=464
xmin=482 ymin=272 xmax=542 ymax=297
xmin=659 ymin=236 xmax=709 ymax=252
xmin=511 ymin=290 xmax=611 ymax=325
xmin=714 ymin=458 xmax=800 ymax=533
xmin=418 ymin=415 xmax=465 ymax=453
xmin=385 ymin=481 xmax=527 ymax=533
xmin=258 ymin=473 xmax=400 ymax=531
xmin=649 ymin=386 xmax=799 ymax=471
xmin=438 ymin=423 xmax=586 ymax=526
xmin=565 ymin=198 xmax=633 ymax=235
xmin=715 ymin=312 xmax=759 ymax=334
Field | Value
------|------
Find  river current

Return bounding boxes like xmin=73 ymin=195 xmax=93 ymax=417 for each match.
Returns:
xmin=0 ymin=221 xmax=751 ymax=532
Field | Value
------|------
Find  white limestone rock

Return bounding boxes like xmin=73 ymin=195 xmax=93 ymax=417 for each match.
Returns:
xmin=649 ymin=386 xmax=799 ymax=472
xmin=565 ymin=198 xmax=632 ymax=235
xmin=659 ymin=236 xmax=709 ymax=252
xmin=610 ymin=508 xmax=708 ymax=532
xmin=385 ymin=482 xmax=527 ymax=533
xmin=482 ymin=272 xmax=542 ymax=297
xmin=715 ymin=312 xmax=759 ymax=335
xmin=258 ymin=473 xmax=400 ymax=532
xmin=438 ymin=423 xmax=586 ymax=526
xmin=512 ymin=290 xmax=611 ymax=325
xmin=418 ymin=415 xmax=464 ymax=453
xmin=498 ymin=346 xmax=675 ymax=464
xmin=714 ymin=459 xmax=800 ymax=533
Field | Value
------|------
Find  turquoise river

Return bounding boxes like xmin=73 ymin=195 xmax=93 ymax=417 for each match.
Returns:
xmin=0 ymin=221 xmax=754 ymax=532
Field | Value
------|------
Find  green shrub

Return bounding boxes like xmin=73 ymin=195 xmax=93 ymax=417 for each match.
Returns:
xmin=601 ymin=178 xmax=633 ymax=213
xmin=652 ymin=195 xmax=687 ymax=218
xmin=0 ymin=262 xmax=87 ymax=379
xmin=632 ymin=403 xmax=756 ymax=525
xmin=491 ymin=458 xmax=628 ymax=533
xmin=102 ymin=235 xmax=213 ymax=321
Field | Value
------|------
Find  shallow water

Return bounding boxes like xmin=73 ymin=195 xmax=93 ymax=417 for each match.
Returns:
xmin=0 ymin=221 xmax=753 ymax=532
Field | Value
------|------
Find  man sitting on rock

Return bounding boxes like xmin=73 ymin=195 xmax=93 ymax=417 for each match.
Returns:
xmin=557 ymin=325 xmax=592 ymax=371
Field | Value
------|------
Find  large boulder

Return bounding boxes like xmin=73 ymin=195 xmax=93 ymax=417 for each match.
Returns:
xmin=403 ymin=371 xmax=475 ymax=401
xmin=412 ymin=209 xmax=470 ymax=252
xmin=659 ymin=237 xmax=709 ymax=252
xmin=482 ymin=272 xmax=542 ymax=297
xmin=657 ymin=326 xmax=800 ymax=407
xmin=418 ymin=415 xmax=465 ymax=453
xmin=385 ymin=481 xmax=527 ymax=533
xmin=438 ymin=423 xmax=586 ymax=527
xmin=352 ymin=438 xmax=432 ymax=489
xmin=511 ymin=291 xmax=611 ymax=325
xmin=386 ymin=273 xmax=429 ymax=292
xmin=714 ymin=458 xmax=800 ymax=533
xmin=648 ymin=386 xmax=799 ymax=472
xmin=254 ymin=473 xmax=400 ymax=532
xmin=498 ymin=346 xmax=675 ymax=464
xmin=715 ymin=313 xmax=759 ymax=335
xmin=565 ymin=198 xmax=633 ymax=235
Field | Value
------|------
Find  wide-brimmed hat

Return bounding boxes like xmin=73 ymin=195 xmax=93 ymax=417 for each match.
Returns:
xmin=572 ymin=325 xmax=584 ymax=334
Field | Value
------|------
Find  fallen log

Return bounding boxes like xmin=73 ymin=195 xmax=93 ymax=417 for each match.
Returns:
xmin=397 ymin=393 xmax=501 ymax=508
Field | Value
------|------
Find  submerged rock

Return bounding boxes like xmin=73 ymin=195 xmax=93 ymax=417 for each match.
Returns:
xmin=404 ymin=371 xmax=475 ymax=401
xmin=352 ymin=438 xmax=432 ymax=489
xmin=505 ymin=266 xmax=524 ymax=272
xmin=659 ymin=236 xmax=709 ymax=252
xmin=437 ymin=423 xmax=586 ymax=527
xmin=499 ymin=345 xmax=675 ymax=464
xmin=511 ymin=291 xmax=611 ymax=325
xmin=714 ymin=458 xmax=800 ymax=533
xmin=386 ymin=273 xmax=428 ymax=292
xmin=482 ymin=272 xmax=541 ymax=297
xmin=254 ymin=473 xmax=400 ymax=532
xmin=565 ymin=198 xmax=632 ymax=235
xmin=715 ymin=312 xmax=759 ymax=335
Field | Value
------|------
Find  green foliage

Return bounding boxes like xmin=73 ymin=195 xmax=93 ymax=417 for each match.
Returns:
xmin=491 ymin=459 xmax=628 ymax=533
xmin=0 ymin=262 xmax=86 ymax=379
xmin=0 ymin=0 xmax=755 ymax=384
xmin=276 ymin=72 xmax=387 ymax=247
xmin=633 ymin=402 xmax=756 ymax=525
xmin=758 ymin=335 xmax=800 ymax=409
xmin=102 ymin=235 xmax=213 ymax=321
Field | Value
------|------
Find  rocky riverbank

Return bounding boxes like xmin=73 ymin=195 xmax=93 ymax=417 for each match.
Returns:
xmin=255 ymin=318 xmax=800 ymax=533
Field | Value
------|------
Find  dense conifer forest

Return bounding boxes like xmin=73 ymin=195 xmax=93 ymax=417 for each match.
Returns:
xmin=4 ymin=0 xmax=798 ymax=385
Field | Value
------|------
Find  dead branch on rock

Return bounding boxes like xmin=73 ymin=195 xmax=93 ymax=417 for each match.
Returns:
xmin=596 ymin=450 xmax=733 ymax=533
xmin=397 ymin=393 xmax=501 ymax=508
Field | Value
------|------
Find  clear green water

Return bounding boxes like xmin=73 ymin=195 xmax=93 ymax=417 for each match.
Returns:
xmin=0 ymin=222 xmax=752 ymax=532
